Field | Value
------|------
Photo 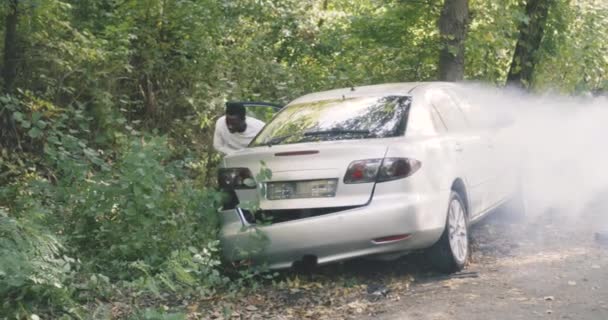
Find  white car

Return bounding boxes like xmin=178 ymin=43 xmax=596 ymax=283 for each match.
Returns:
xmin=218 ymin=82 xmax=522 ymax=273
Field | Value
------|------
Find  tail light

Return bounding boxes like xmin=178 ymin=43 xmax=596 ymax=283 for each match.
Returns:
xmin=344 ymin=158 xmax=421 ymax=184
xmin=377 ymin=158 xmax=421 ymax=182
xmin=218 ymin=168 xmax=256 ymax=190
xmin=344 ymin=159 xmax=382 ymax=184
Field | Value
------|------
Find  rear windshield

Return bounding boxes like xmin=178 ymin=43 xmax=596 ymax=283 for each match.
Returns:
xmin=250 ymin=95 xmax=411 ymax=147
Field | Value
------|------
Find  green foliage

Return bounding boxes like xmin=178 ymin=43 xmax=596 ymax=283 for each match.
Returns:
xmin=44 ymin=135 xmax=222 ymax=280
xmin=0 ymin=91 xmax=227 ymax=316
xmin=129 ymin=240 xmax=228 ymax=297
xmin=0 ymin=205 xmax=75 ymax=318
xmin=466 ymin=0 xmax=522 ymax=83
xmin=133 ymin=308 xmax=187 ymax=320
xmin=533 ymin=0 xmax=608 ymax=93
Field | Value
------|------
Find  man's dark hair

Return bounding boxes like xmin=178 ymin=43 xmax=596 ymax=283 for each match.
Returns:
xmin=226 ymin=102 xmax=246 ymax=119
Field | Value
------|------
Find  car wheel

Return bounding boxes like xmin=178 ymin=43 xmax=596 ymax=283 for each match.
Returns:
xmin=428 ymin=191 xmax=469 ymax=273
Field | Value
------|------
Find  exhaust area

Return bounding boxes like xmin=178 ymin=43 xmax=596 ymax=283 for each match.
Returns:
xmin=292 ymin=254 xmax=319 ymax=272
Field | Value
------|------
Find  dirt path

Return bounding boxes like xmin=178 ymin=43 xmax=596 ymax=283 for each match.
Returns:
xmin=359 ymin=207 xmax=608 ymax=320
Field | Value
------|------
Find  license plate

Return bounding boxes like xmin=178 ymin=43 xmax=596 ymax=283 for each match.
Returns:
xmin=266 ymin=179 xmax=338 ymax=200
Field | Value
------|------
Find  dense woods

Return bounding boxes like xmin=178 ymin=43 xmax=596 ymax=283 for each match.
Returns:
xmin=0 ymin=0 xmax=606 ymax=318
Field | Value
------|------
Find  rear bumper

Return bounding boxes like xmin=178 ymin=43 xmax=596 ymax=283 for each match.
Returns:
xmin=219 ymin=191 xmax=447 ymax=269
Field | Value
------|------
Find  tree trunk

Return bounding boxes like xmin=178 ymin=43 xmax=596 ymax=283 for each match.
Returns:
xmin=3 ymin=0 xmax=19 ymax=93
xmin=438 ymin=0 xmax=469 ymax=81
xmin=506 ymin=0 xmax=552 ymax=89
xmin=317 ymin=0 xmax=329 ymax=28
xmin=1 ymin=0 xmax=20 ymax=150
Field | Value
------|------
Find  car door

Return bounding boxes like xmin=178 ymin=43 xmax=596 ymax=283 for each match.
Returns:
xmin=484 ymin=108 xmax=518 ymax=205
xmin=237 ymin=101 xmax=283 ymax=123
xmin=444 ymin=89 xmax=511 ymax=209
xmin=429 ymin=88 xmax=494 ymax=218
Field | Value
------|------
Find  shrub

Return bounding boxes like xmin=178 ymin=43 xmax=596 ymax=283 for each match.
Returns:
xmin=52 ymin=136 xmax=223 ymax=280
xmin=0 ymin=207 xmax=74 ymax=318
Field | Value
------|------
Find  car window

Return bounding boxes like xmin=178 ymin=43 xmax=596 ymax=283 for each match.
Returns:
xmin=446 ymin=88 xmax=515 ymax=130
xmin=246 ymin=105 xmax=280 ymax=123
xmin=430 ymin=89 xmax=469 ymax=132
xmin=250 ymin=95 xmax=411 ymax=147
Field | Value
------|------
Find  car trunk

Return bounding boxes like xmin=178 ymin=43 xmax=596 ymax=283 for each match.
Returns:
xmin=223 ymin=140 xmax=389 ymax=210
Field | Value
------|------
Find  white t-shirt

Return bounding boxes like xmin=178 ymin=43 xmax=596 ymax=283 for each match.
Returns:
xmin=213 ymin=116 xmax=265 ymax=155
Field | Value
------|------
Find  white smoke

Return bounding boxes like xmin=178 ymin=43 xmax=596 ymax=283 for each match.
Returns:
xmin=459 ymin=83 xmax=608 ymax=224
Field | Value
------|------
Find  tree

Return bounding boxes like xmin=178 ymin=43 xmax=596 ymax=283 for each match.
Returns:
xmin=3 ymin=0 xmax=19 ymax=93
xmin=1 ymin=0 xmax=20 ymax=150
xmin=506 ymin=0 xmax=553 ymax=88
xmin=438 ymin=0 xmax=469 ymax=81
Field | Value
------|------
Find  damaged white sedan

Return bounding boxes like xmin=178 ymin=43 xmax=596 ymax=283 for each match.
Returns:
xmin=218 ymin=82 xmax=522 ymax=273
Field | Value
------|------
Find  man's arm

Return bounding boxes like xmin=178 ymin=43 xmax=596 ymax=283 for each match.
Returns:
xmin=213 ymin=121 xmax=233 ymax=156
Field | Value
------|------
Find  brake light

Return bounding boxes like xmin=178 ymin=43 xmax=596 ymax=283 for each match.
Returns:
xmin=344 ymin=158 xmax=421 ymax=184
xmin=218 ymin=168 xmax=256 ymax=190
xmin=377 ymin=158 xmax=421 ymax=182
xmin=344 ymin=159 xmax=382 ymax=184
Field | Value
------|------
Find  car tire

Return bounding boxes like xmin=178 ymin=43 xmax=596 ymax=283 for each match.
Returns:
xmin=427 ymin=191 xmax=469 ymax=273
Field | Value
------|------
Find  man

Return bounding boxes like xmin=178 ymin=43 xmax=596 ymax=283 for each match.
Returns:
xmin=213 ymin=102 xmax=265 ymax=156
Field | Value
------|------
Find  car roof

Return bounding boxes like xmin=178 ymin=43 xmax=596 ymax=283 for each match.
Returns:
xmin=287 ymin=82 xmax=458 ymax=106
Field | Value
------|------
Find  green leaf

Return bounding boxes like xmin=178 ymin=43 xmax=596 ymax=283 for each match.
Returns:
xmin=32 ymin=112 xmax=42 ymax=123
xmin=37 ymin=120 xmax=48 ymax=129
xmin=28 ymin=127 xmax=42 ymax=138
xmin=48 ymin=135 xmax=62 ymax=145
xmin=12 ymin=112 xmax=24 ymax=122
xmin=20 ymin=120 xmax=31 ymax=129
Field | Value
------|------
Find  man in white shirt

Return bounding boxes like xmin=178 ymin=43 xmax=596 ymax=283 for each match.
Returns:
xmin=213 ymin=102 xmax=265 ymax=156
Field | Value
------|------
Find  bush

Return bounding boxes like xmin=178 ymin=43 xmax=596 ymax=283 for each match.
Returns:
xmin=50 ymin=136 xmax=223 ymax=281
xmin=0 ymin=207 xmax=74 ymax=318
xmin=1 ymin=92 xmax=232 ymax=317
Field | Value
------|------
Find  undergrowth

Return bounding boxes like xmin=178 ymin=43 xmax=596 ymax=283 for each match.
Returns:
xmin=0 ymin=94 xmax=268 ymax=319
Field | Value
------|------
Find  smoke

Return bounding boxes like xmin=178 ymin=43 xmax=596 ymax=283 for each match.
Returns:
xmin=458 ymin=83 xmax=608 ymax=227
